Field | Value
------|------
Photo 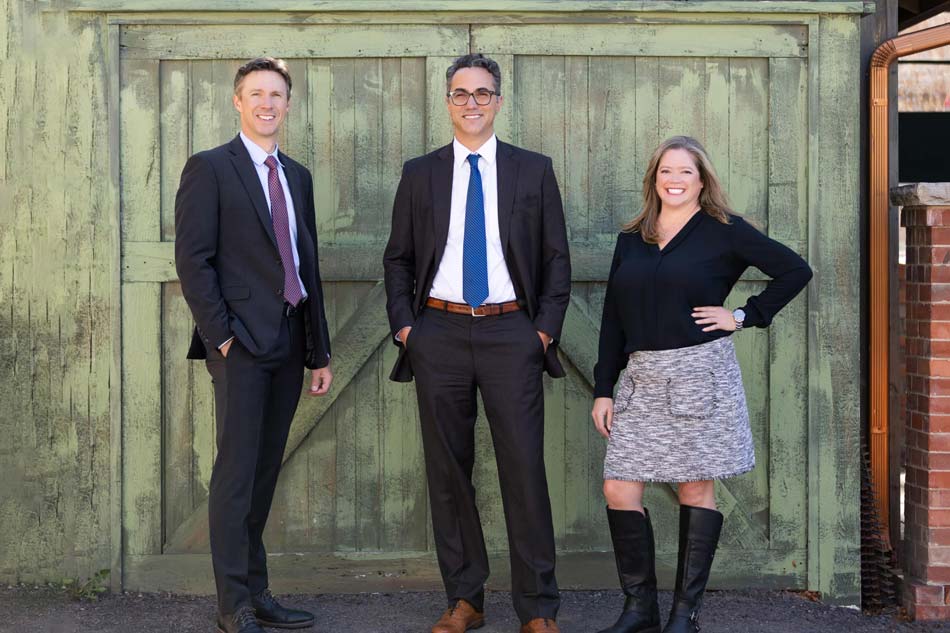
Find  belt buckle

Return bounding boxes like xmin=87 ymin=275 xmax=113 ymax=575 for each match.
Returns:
xmin=470 ymin=305 xmax=486 ymax=318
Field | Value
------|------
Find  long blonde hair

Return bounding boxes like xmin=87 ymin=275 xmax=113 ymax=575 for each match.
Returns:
xmin=623 ymin=136 xmax=735 ymax=242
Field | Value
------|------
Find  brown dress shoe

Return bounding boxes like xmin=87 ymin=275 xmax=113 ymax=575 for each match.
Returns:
xmin=519 ymin=618 xmax=560 ymax=633
xmin=431 ymin=599 xmax=485 ymax=633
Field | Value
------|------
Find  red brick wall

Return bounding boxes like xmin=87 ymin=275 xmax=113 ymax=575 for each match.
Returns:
xmin=903 ymin=206 xmax=950 ymax=620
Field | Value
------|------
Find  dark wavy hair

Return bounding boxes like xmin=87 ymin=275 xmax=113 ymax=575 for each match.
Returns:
xmin=233 ymin=57 xmax=292 ymax=99
xmin=445 ymin=53 xmax=502 ymax=93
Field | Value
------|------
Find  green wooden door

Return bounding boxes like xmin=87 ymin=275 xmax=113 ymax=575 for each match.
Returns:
xmin=475 ymin=20 xmax=813 ymax=587
xmin=119 ymin=20 xmax=810 ymax=592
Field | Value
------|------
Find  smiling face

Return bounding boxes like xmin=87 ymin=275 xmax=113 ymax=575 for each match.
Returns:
xmin=233 ymin=70 xmax=289 ymax=153
xmin=447 ymin=66 xmax=502 ymax=150
xmin=655 ymin=148 xmax=704 ymax=213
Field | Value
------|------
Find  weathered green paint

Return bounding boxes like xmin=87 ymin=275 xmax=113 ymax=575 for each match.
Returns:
xmin=63 ymin=1 xmax=876 ymax=14
xmin=807 ymin=13 xmax=863 ymax=606
xmin=0 ymin=2 xmax=862 ymax=605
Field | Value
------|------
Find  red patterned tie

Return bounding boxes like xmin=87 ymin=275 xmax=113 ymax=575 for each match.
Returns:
xmin=264 ymin=156 xmax=304 ymax=307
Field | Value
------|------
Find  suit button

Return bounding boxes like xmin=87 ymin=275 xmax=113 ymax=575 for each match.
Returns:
xmin=277 ymin=288 xmax=283 ymax=295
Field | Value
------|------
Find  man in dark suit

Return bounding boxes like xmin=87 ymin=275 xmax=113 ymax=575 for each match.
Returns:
xmin=175 ymin=57 xmax=332 ymax=633
xmin=383 ymin=53 xmax=571 ymax=633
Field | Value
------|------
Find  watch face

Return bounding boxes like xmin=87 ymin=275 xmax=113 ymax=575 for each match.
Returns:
xmin=733 ymin=308 xmax=746 ymax=322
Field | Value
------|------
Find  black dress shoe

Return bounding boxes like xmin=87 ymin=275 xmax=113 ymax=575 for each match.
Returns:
xmin=216 ymin=606 xmax=266 ymax=633
xmin=251 ymin=589 xmax=315 ymax=629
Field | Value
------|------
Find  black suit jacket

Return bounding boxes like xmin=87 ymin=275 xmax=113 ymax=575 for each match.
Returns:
xmin=383 ymin=140 xmax=571 ymax=382
xmin=174 ymin=135 xmax=331 ymax=369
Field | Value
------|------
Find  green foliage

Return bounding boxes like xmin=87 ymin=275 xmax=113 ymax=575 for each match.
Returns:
xmin=62 ymin=569 xmax=110 ymax=601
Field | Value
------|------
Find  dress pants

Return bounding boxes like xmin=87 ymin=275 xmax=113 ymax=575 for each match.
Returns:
xmin=407 ymin=307 xmax=560 ymax=624
xmin=205 ymin=309 xmax=305 ymax=616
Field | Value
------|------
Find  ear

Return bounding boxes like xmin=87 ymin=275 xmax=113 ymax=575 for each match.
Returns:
xmin=233 ymin=93 xmax=242 ymax=113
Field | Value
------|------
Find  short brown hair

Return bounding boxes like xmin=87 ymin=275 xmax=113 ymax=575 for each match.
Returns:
xmin=234 ymin=57 xmax=292 ymax=99
xmin=445 ymin=53 xmax=501 ymax=93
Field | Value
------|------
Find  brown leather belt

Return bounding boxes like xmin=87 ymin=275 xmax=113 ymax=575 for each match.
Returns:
xmin=425 ymin=297 xmax=521 ymax=317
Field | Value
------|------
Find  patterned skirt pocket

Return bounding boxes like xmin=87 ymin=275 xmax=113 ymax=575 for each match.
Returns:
xmin=612 ymin=369 xmax=637 ymax=415
xmin=666 ymin=371 xmax=716 ymax=419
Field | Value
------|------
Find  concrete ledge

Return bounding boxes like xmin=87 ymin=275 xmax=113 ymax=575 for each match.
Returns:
xmin=891 ymin=183 xmax=950 ymax=207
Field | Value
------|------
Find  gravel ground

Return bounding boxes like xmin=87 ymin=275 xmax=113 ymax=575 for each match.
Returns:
xmin=4 ymin=587 xmax=950 ymax=633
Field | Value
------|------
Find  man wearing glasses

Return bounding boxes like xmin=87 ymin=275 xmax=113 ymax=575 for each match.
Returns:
xmin=384 ymin=53 xmax=571 ymax=633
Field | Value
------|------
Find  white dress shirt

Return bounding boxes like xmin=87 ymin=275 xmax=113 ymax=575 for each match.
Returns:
xmin=429 ymin=135 xmax=517 ymax=305
xmin=239 ymin=132 xmax=308 ymax=301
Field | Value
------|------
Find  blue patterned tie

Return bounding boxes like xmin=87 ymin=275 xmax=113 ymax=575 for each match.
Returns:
xmin=463 ymin=154 xmax=489 ymax=308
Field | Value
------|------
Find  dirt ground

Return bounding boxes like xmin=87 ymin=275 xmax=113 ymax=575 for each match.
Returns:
xmin=4 ymin=586 xmax=950 ymax=633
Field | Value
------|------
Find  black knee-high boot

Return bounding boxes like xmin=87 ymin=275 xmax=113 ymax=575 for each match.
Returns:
xmin=662 ymin=505 xmax=724 ymax=633
xmin=597 ymin=507 xmax=661 ymax=633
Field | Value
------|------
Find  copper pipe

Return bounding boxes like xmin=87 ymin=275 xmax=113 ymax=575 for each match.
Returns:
xmin=869 ymin=22 xmax=950 ymax=544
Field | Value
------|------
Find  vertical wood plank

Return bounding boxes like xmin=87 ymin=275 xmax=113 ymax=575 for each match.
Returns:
xmin=768 ymin=57 xmax=810 ymax=551
xmin=633 ymin=57 xmax=660 ymax=199
xmin=426 ymin=56 xmax=455 ymax=152
xmin=309 ymin=59 xmax=335 ymax=240
xmin=353 ymin=58 xmax=383 ymax=240
xmin=119 ymin=57 xmax=163 ymax=557
xmin=565 ymin=56 xmax=590 ymax=241
xmin=809 ymin=14 xmax=861 ymax=604
xmin=400 ymin=57 xmax=427 ymax=164
xmin=702 ymin=58 xmax=731 ymax=193
xmin=355 ymin=345 xmax=383 ymax=551
xmin=727 ymin=58 xmax=769 ymax=224
xmin=491 ymin=54 xmax=515 ymax=146
xmin=280 ymin=58 xmax=311 ymax=171
xmin=330 ymin=58 xmax=356 ymax=241
xmin=657 ymin=57 xmax=704 ymax=141
xmin=162 ymin=284 xmax=196 ymax=545
xmin=160 ymin=60 xmax=191 ymax=242
xmin=380 ymin=339 xmax=428 ymax=551
xmin=514 ymin=56 xmax=542 ymax=153
xmin=190 ymin=59 xmax=239 ymax=157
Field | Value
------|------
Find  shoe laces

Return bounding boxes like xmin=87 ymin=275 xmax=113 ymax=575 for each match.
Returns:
xmin=255 ymin=588 xmax=279 ymax=609
xmin=234 ymin=606 xmax=258 ymax=627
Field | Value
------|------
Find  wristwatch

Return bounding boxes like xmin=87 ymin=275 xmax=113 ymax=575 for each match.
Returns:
xmin=732 ymin=308 xmax=746 ymax=331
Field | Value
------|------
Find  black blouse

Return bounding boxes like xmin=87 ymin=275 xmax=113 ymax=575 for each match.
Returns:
xmin=593 ymin=212 xmax=813 ymax=398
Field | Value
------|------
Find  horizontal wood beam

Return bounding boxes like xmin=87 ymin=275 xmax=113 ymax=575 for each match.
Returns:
xmin=120 ymin=24 xmax=469 ymax=59
xmin=124 ymin=548 xmax=806 ymax=594
xmin=124 ymin=240 xmax=777 ymax=283
xmin=472 ymin=23 xmax=809 ymax=58
xmin=57 ymin=1 xmax=874 ymax=14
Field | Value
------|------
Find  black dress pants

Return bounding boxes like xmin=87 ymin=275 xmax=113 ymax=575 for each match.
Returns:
xmin=205 ymin=310 xmax=305 ymax=616
xmin=406 ymin=307 xmax=560 ymax=624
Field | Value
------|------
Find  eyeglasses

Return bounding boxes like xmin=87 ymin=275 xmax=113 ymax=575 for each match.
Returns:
xmin=446 ymin=89 xmax=500 ymax=106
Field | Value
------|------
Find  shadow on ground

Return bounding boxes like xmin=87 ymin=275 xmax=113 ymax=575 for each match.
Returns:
xmin=3 ymin=587 xmax=950 ymax=633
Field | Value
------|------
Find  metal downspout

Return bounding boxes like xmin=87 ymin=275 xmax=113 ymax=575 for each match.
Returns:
xmin=869 ymin=22 xmax=950 ymax=543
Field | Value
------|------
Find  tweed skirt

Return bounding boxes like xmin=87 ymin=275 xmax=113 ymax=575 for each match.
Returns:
xmin=603 ymin=336 xmax=755 ymax=483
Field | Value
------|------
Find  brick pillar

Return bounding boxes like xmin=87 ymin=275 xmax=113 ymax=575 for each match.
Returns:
xmin=898 ymin=183 xmax=950 ymax=620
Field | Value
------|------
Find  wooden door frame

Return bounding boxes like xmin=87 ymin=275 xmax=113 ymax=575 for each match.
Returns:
xmin=99 ymin=7 xmax=863 ymax=603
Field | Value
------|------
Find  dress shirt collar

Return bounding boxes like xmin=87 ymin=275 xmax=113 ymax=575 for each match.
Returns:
xmin=453 ymin=134 xmax=497 ymax=170
xmin=240 ymin=131 xmax=284 ymax=168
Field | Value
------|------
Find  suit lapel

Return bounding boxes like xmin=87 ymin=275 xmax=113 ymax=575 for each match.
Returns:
xmin=496 ymin=140 xmax=518 ymax=253
xmin=228 ymin=136 xmax=277 ymax=248
xmin=431 ymin=143 xmax=454 ymax=271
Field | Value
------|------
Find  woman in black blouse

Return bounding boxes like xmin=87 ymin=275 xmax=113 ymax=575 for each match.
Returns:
xmin=590 ymin=136 xmax=811 ymax=633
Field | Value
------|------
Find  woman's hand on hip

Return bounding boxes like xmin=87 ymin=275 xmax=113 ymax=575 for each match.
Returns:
xmin=691 ymin=306 xmax=737 ymax=332
xmin=591 ymin=397 xmax=614 ymax=439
